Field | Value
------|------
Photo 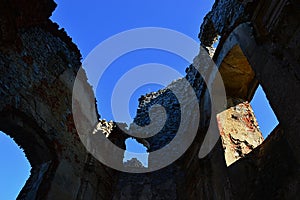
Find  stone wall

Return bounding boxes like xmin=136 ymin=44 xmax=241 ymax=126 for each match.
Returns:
xmin=0 ymin=0 xmax=299 ymax=199
xmin=0 ymin=1 xmax=116 ymax=199
xmin=198 ymin=0 xmax=300 ymax=199
xmin=217 ymin=101 xmax=263 ymax=166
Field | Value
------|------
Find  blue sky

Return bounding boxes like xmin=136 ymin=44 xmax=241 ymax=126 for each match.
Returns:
xmin=0 ymin=0 xmax=278 ymax=199
xmin=0 ymin=132 xmax=30 ymax=200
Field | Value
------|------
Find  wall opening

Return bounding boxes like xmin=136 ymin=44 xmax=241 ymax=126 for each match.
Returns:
xmin=217 ymin=44 xmax=279 ymax=166
xmin=250 ymin=85 xmax=279 ymax=138
xmin=123 ymin=138 xmax=149 ymax=168
xmin=212 ymin=35 xmax=221 ymax=49
xmin=0 ymin=111 xmax=57 ymax=199
xmin=0 ymin=131 xmax=31 ymax=200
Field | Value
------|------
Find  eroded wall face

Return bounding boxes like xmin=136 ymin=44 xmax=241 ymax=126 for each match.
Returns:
xmin=1 ymin=0 xmax=300 ymax=199
xmin=0 ymin=1 xmax=116 ymax=199
xmin=198 ymin=0 xmax=300 ymax=199
xmin=217 ymin=101 xmax=263 ymax=166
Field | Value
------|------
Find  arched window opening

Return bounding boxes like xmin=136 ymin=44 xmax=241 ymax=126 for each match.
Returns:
xmin=0 ymin=131 xmax=31 ymax=199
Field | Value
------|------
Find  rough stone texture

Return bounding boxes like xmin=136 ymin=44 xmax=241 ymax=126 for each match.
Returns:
xmin=123 ymin=158 xmax=145 ymax=168
xmin=0 ymin=1 xmax=116 ymax=199
xmin=218 ymin=45 xmax=256 ymax=100
xmin=199 ymin=0 xmax=300 ymax=199
xmin=112 ymin=165 xmax=179 ymax=200
xmin=217 ymin=101 xmax=264 ymax=166
xmin=0 ymin=0 xmax=300 ymax=199
xmin=198 ymin=0 xmax=249 ymax=47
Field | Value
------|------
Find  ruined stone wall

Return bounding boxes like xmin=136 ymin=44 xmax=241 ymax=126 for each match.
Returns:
xmin=114 ymin=0 xmax=300 ymax=199
xmin=0 ymin=0 xmax=299 ymax=199
xmin=217 ymin=101 xmax=263 ymax=166
xmin=0 ymin=1 xmax=116 ymax=199
xmin=197 ymin=0 xmax=300 ymax=199
xmin=112 ymin=62 xmax=230 ymax=199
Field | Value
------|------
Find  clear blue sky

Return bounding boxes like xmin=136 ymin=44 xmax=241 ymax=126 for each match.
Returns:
xmin=0 ymin=0 xmax=278 ymax=199
xmin=0 ymin=132 xmax=31 ymax=200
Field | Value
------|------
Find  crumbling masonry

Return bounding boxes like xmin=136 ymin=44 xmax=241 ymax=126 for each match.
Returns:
xmin=0 ymin=0 xmax=299 ymax=199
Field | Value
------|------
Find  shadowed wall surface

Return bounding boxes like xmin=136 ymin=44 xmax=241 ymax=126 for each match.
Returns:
xmin=0 ymin=0 xmax=299 ymax=199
